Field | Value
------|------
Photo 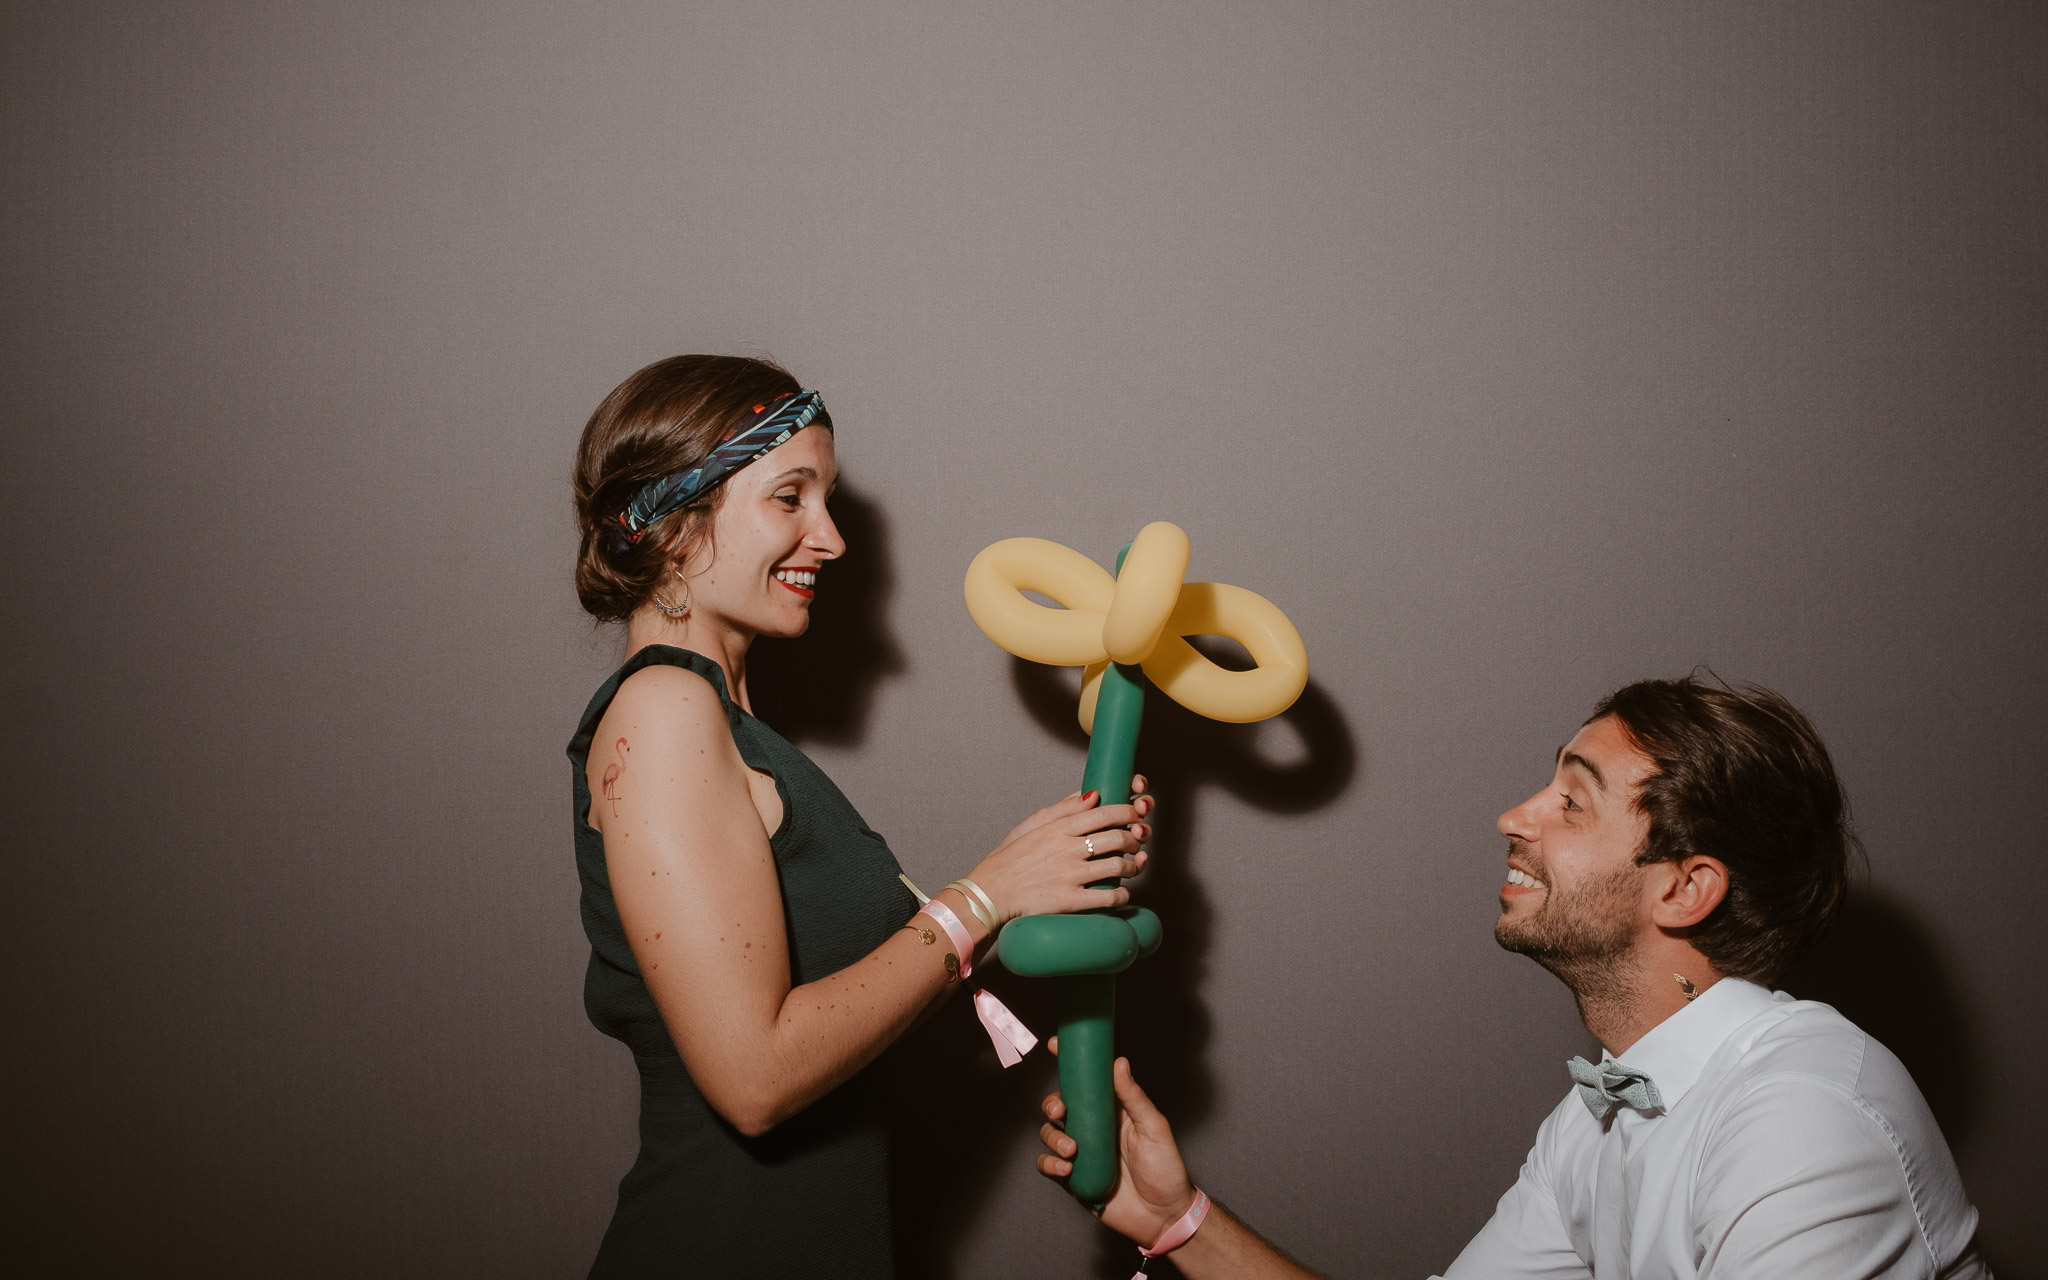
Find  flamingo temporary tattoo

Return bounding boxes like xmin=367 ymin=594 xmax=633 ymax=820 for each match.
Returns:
xmin=602 ymin=737 xmax=628 ymax=818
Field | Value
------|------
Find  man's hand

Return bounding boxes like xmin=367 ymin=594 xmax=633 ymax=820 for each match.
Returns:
xmin=1037 ymin=1040 xmax=1196 ymax=1248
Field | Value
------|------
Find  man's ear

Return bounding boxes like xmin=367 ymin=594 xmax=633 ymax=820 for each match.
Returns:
xmin=1653 ymin=856 xmax=1728 ymax=929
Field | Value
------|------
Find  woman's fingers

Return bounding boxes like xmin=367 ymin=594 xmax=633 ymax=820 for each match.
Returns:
xmin=1041 ymin=1088 xmax=1065 ymax=1120
xmin=1037 ymin=1153 xmax=1072 ymax=1179
xmin=1095 ymin=855 xmax=1139 ymax=880
xmin=1009 ymin=789 xmax=1100 ymax=841
xmin=1072 ymin=826 xmax=1141 ymax=859
xmin=1064 ymin=802 xmax=1141 ymax=836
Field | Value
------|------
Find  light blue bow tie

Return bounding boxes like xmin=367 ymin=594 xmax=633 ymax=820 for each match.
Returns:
xmin=1567 ymin=1056 xmax=1664 ymax=1122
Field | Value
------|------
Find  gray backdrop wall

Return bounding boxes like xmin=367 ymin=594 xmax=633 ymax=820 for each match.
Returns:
xmin=4 ymin=3 xmax=2042 ymax=1276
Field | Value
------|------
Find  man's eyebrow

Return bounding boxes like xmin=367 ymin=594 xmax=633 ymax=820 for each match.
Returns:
xmin=1556 ymin=746 xmax=1607 ymax=791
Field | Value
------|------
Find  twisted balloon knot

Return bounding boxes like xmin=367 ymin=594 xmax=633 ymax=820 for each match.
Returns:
xmin=964 ymin=521 xmax=1309 ymax=732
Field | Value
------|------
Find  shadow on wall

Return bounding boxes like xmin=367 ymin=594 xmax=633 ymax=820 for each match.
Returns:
xmin=891 ymin=650 xmax=1357 ymax=1280
xmin=747 ymin=484 xmax=906 ymax=745
xmin=1779 ymin=882 xmax=1983 ymax=1159
xmin=1777 ymin=881 xmax=2007 ymax=1271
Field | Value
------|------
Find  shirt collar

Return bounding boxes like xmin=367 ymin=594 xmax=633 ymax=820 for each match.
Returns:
xmin=1608 ymin=977 xmax=1780 ymax=1111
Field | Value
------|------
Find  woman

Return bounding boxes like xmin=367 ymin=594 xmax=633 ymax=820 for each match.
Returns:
xmin=567 ymin=355 xmax=1152 ymax=1277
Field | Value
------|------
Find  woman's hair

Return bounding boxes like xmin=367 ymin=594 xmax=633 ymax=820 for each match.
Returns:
xmin=572 ymin=354 xmax=800 ymax=622
xmin=1591 ymin=673 xmax=1858 ymax=984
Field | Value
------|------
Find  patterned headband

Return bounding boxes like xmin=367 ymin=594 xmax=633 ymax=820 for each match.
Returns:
xmin=615 ymin=389 xmax=833 ymax=546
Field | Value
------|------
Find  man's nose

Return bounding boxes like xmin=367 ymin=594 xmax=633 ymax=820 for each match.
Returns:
xmin=1498 ymin=791 xmax=1544 ymax=841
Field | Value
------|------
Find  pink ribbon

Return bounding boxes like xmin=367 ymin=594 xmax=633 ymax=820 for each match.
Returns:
xmin=973 ymin=988 xmax=1039 ymax=1067
xmin=918 ymin=901 xmax=1038 ymax=1067
xmin=1132 ymin=1188 xmax=1210 ymax=1277
xmin=917 ymin=901 xmax=975 ymax=979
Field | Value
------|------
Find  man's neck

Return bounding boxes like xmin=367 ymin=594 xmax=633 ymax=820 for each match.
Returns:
xmin=1571 ymin=946 xmax=1721 ymax=1056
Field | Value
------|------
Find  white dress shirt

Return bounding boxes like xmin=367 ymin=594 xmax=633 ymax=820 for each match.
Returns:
xmin=1436 ymin=978 xmax=1987 ymax=1279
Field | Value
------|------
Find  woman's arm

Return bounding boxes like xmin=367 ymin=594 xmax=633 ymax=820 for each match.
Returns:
xmin=592 ymin=664 xmax=1144 ymax=1136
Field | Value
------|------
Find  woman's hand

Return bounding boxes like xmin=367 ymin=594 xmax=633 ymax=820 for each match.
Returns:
xmin=1037 ymin=1045 xmax=1197 ymax=1248
xmin=967 ymin=777 xmax=1155 ymax=922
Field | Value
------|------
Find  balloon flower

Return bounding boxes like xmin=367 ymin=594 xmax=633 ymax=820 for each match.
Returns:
xmin=964 ymin=521 xmax=1308 ymax=1205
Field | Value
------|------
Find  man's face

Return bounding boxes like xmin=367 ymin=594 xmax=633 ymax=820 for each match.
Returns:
xmin=1494 ymin=715 xmax=1659 ymax=979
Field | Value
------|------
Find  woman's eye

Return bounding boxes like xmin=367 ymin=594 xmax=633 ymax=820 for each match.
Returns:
xmin=775 ymin=493 xmax=801 ymax=509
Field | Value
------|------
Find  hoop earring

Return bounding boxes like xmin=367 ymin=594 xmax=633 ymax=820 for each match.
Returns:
xmin=652 ymin=571 xmax=691 ymax=618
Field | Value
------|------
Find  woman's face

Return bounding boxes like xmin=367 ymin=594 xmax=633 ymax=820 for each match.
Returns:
xmin=682 ymin=424 xmax=844 ymax=640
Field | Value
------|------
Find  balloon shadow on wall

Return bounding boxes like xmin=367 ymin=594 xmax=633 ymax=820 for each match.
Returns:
xmin=890 ymin=647 xmax=1357 ymax=1279
xmin=746 ymin=484 xmax=906 ymax=746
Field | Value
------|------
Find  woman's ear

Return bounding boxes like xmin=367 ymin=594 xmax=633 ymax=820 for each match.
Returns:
xmin=1654 ymin=856 xmax=1728 ymax=930
xmin=665 ymin=513 xmax=717 ymax=582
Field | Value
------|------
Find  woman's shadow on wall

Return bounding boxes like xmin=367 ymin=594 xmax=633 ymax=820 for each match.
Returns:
xmin=892 ymin=643 xmax=1356 ymax=1280
xmin=746 ymin=485 xmax=905 ymax=744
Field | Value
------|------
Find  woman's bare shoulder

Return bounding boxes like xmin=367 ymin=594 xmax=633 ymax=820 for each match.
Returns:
xmin=593 ymin=662 xmax=736 ymax=757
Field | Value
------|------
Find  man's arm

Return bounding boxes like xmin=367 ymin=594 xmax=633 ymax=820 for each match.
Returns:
xmin=1692 ymin=1075 xmax=1963 ymax=1278
xmin=1036 ymin=1054 xmax=1328 ymax=1279
xmin=1038 ymin=1050 xmax=1596 ymax=1280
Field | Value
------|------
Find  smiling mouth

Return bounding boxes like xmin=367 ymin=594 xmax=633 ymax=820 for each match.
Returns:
xmin=773 ymin=568 xmax=816 ymax=598
xmin=1504 ymin=867 xmax=1546 ymax=892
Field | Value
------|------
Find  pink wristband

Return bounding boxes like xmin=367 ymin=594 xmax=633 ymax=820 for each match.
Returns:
xmin=917 ymin=900 xmax=974 ymax=980
xmin=1137 ymin=1188 xmax=1209 ymax=1268
xmin=913 ymin=900 xmax=1039 ymax=1067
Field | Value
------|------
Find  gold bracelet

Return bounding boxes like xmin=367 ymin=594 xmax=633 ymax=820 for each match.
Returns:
xmin=899 ymin=918 xmax=960 ymax=981
xmin=943 ymin=879 xmax=997 ymax=932
xmin=948 ymin=877 xmax=1003 ymax=932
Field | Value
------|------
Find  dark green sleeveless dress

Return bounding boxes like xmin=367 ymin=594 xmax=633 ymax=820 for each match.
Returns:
xmin=568 ymin=645 xmax=917 ymax=1278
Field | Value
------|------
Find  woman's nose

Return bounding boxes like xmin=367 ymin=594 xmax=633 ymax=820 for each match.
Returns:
xmin=810 ymin=509 xmax=846 ymax=559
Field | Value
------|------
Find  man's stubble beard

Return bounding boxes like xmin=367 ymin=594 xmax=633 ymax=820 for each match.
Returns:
xmin=1494 ymin=846 xmax=1645 ymax=1010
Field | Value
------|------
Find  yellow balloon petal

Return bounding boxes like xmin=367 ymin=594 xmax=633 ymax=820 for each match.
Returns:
xmin=1077 ymin=660 xmax=1109 ymax=735
xmin=964 ymin=537 xmax=1115 ymax=666
xmin=1101 ymin=521 xmax=1190 ymax=665
xmin=1139 ymin=582 xmax=1309 ymax=723
xmin=966 ymin=530 xmax=1308 ymax=729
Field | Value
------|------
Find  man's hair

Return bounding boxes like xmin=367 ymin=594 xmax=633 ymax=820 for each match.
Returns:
xmin=1591 ymin=674 xmax=1857 ymax=984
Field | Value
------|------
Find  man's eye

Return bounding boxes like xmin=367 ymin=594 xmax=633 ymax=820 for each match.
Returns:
xmin=1561 ymin=791 xmax=1581 ymax=812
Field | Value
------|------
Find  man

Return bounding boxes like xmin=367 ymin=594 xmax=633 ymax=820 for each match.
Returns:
xmin=1036 ymin=676 xmax=1987 ymax=1278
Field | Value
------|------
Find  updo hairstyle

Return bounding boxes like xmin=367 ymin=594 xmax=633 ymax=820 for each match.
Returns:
xmin=573 ymin=354 xmax=800 ymax=622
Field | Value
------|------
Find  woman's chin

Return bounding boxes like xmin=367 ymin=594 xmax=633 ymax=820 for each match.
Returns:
xmin=757 ymin=609 xmax=813 ymax=640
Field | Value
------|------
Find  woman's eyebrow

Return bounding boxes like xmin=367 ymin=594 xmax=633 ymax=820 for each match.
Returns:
xmin=764 ymin=466 xmax=818 ymax=484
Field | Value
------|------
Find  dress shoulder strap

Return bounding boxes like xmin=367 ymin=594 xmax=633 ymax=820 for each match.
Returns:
xmin=567 ymin=644 xmax=742 ymax=770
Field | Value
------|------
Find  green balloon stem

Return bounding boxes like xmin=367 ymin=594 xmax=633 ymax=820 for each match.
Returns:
xmin=1056 ymin=973 xmax=1118 ymax=1206
xmin=991 ymin=539 xmax=1160 ymax=1208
